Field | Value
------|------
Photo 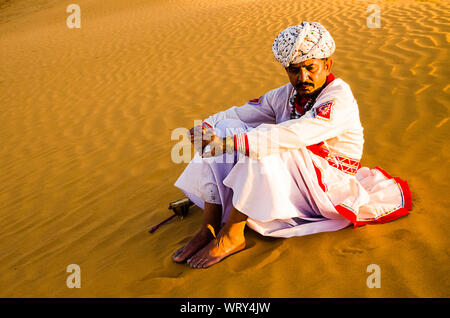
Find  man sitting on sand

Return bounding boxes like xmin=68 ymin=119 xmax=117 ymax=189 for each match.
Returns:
xmin=172 ymin=22 xmax=412 ymax=269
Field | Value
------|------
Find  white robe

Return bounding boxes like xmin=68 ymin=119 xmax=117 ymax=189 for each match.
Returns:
xmin=175 ymin=78 xmax=412 ymax=238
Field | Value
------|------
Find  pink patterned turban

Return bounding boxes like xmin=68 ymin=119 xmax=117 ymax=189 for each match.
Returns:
xmin=272 ymin=22 xmax=335 ymax=67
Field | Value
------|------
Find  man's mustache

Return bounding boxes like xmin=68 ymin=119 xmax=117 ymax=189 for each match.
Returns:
xmin=296 ymin=82 xmax=314 ymax=88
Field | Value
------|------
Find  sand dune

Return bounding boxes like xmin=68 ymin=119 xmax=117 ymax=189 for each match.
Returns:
xmin=0 ymin=0 xmax=449 ymax=297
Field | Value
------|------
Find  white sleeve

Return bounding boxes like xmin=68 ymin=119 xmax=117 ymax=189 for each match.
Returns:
xmin=236 ymin=84 xmax=360 ymax=159
xmin=202 ymin=88 xmax=278 ymax=128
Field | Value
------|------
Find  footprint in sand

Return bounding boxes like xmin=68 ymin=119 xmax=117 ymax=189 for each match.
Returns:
xmin=385 ymin=229 xmax=413 ymax=241
xmin=333 ymin=238 xmax=377 ymax=257
xmin=339 ymin=247 xmax=364 ymax=255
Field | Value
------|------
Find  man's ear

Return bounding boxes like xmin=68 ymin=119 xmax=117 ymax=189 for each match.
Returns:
xmin=325 ymin=58 xmax=333 ymax=74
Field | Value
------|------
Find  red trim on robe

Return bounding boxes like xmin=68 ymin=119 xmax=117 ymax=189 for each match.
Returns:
xmin=307 ymin=142 xmax=361 ymax=175
xmin=312 ymin=162 xmax=327 ymax=193
xmin=334 ymin=167 xmax=412 ymax=228
xmin=244 ymin=134 xmax=249 ymax=157
xmin=373 ymin=166 xmax=393 ymax=179
xmin=202 ymin=121 xmax=213 ymax=129
xmin=375 ymin=166 xmax=412 ymax=211
xmin=248 ymin=96 xmax=263 ymax=106
xmin=233 ymin=133 xmax=249 ymax=157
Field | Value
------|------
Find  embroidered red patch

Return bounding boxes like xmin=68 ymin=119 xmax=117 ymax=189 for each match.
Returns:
xmin=313 ymin=100 xmax=334 ymax=120
xmin=248 ymin=95 xmax=263 ymax=106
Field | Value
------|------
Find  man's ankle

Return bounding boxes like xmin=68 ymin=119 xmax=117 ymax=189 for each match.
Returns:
xmin=201 ymin=223 xmax=220 ymax=237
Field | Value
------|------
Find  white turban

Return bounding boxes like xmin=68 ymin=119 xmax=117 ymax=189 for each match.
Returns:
xmin=272 ymin=22 xmax=335 ymax=67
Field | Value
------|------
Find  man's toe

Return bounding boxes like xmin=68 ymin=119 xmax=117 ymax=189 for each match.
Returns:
xmin=200 ymin=258 xmax=211 ymax=268
xmin=172 ymin=248 xmax=185 ymax=262
xmin=189 ymin=255 xmax=203 ymax=268
xmin=187 ymin=256 xmax=196 ymax=266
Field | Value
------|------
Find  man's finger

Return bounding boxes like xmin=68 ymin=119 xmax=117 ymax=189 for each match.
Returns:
xmin=201 ymin=150 xmax=212 ymax=158
xmin=201 ymin=147 xmax=216 ymax=158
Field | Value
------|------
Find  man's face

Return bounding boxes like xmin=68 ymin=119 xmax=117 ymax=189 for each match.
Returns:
xmin=285 ymin=58 xmax=333 ymax=96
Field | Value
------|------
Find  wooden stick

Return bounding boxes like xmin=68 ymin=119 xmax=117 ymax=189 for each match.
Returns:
xmin=148 ymin=213 xmax=177 ymax=234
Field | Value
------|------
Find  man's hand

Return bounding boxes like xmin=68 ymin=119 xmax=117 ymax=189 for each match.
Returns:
xmin=189 ymin=123 xmax=212 ymax=153
xmin=201 ymin=135 xmax=226 ymax=158
xmin=189 ymin=122 xmax=225 ymax=157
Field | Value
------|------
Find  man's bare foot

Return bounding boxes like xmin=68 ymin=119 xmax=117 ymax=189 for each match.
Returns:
xmin=186 ymin=232 xmax=246 ymax=269
xmin=172 ymin=228 xmax=215 ymax=263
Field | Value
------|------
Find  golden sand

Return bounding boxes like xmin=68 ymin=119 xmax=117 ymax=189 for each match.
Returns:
xmin=0 ymin=0 xmax=449 ymax=297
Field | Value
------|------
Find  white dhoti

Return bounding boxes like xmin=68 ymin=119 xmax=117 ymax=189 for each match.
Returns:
xmin=175 ymin=119 xmax=412 ymax=238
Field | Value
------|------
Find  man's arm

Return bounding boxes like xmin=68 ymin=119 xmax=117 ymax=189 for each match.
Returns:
xmin=190 ymin=86 xmax=281 ymax=154
xmin=202 ymin=87 xmax=280 ymax=128
xmin=231 ymin=84 xmax=361 ymax=159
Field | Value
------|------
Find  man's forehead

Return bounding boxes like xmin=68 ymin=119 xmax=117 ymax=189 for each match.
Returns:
xmin=288 ymin=59 xmax=323 ymax=67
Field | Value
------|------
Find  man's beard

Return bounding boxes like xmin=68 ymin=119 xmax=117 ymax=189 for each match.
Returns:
xmin=295 ymin=83 xmax=316 ymax=96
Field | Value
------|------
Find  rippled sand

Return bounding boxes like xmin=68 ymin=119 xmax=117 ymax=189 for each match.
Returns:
xmin=0 ymin=0 xmax=449 ymax=297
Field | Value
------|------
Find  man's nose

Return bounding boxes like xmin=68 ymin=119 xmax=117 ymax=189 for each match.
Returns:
xmin=297 ymin=69 xmax=309 ymax=83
